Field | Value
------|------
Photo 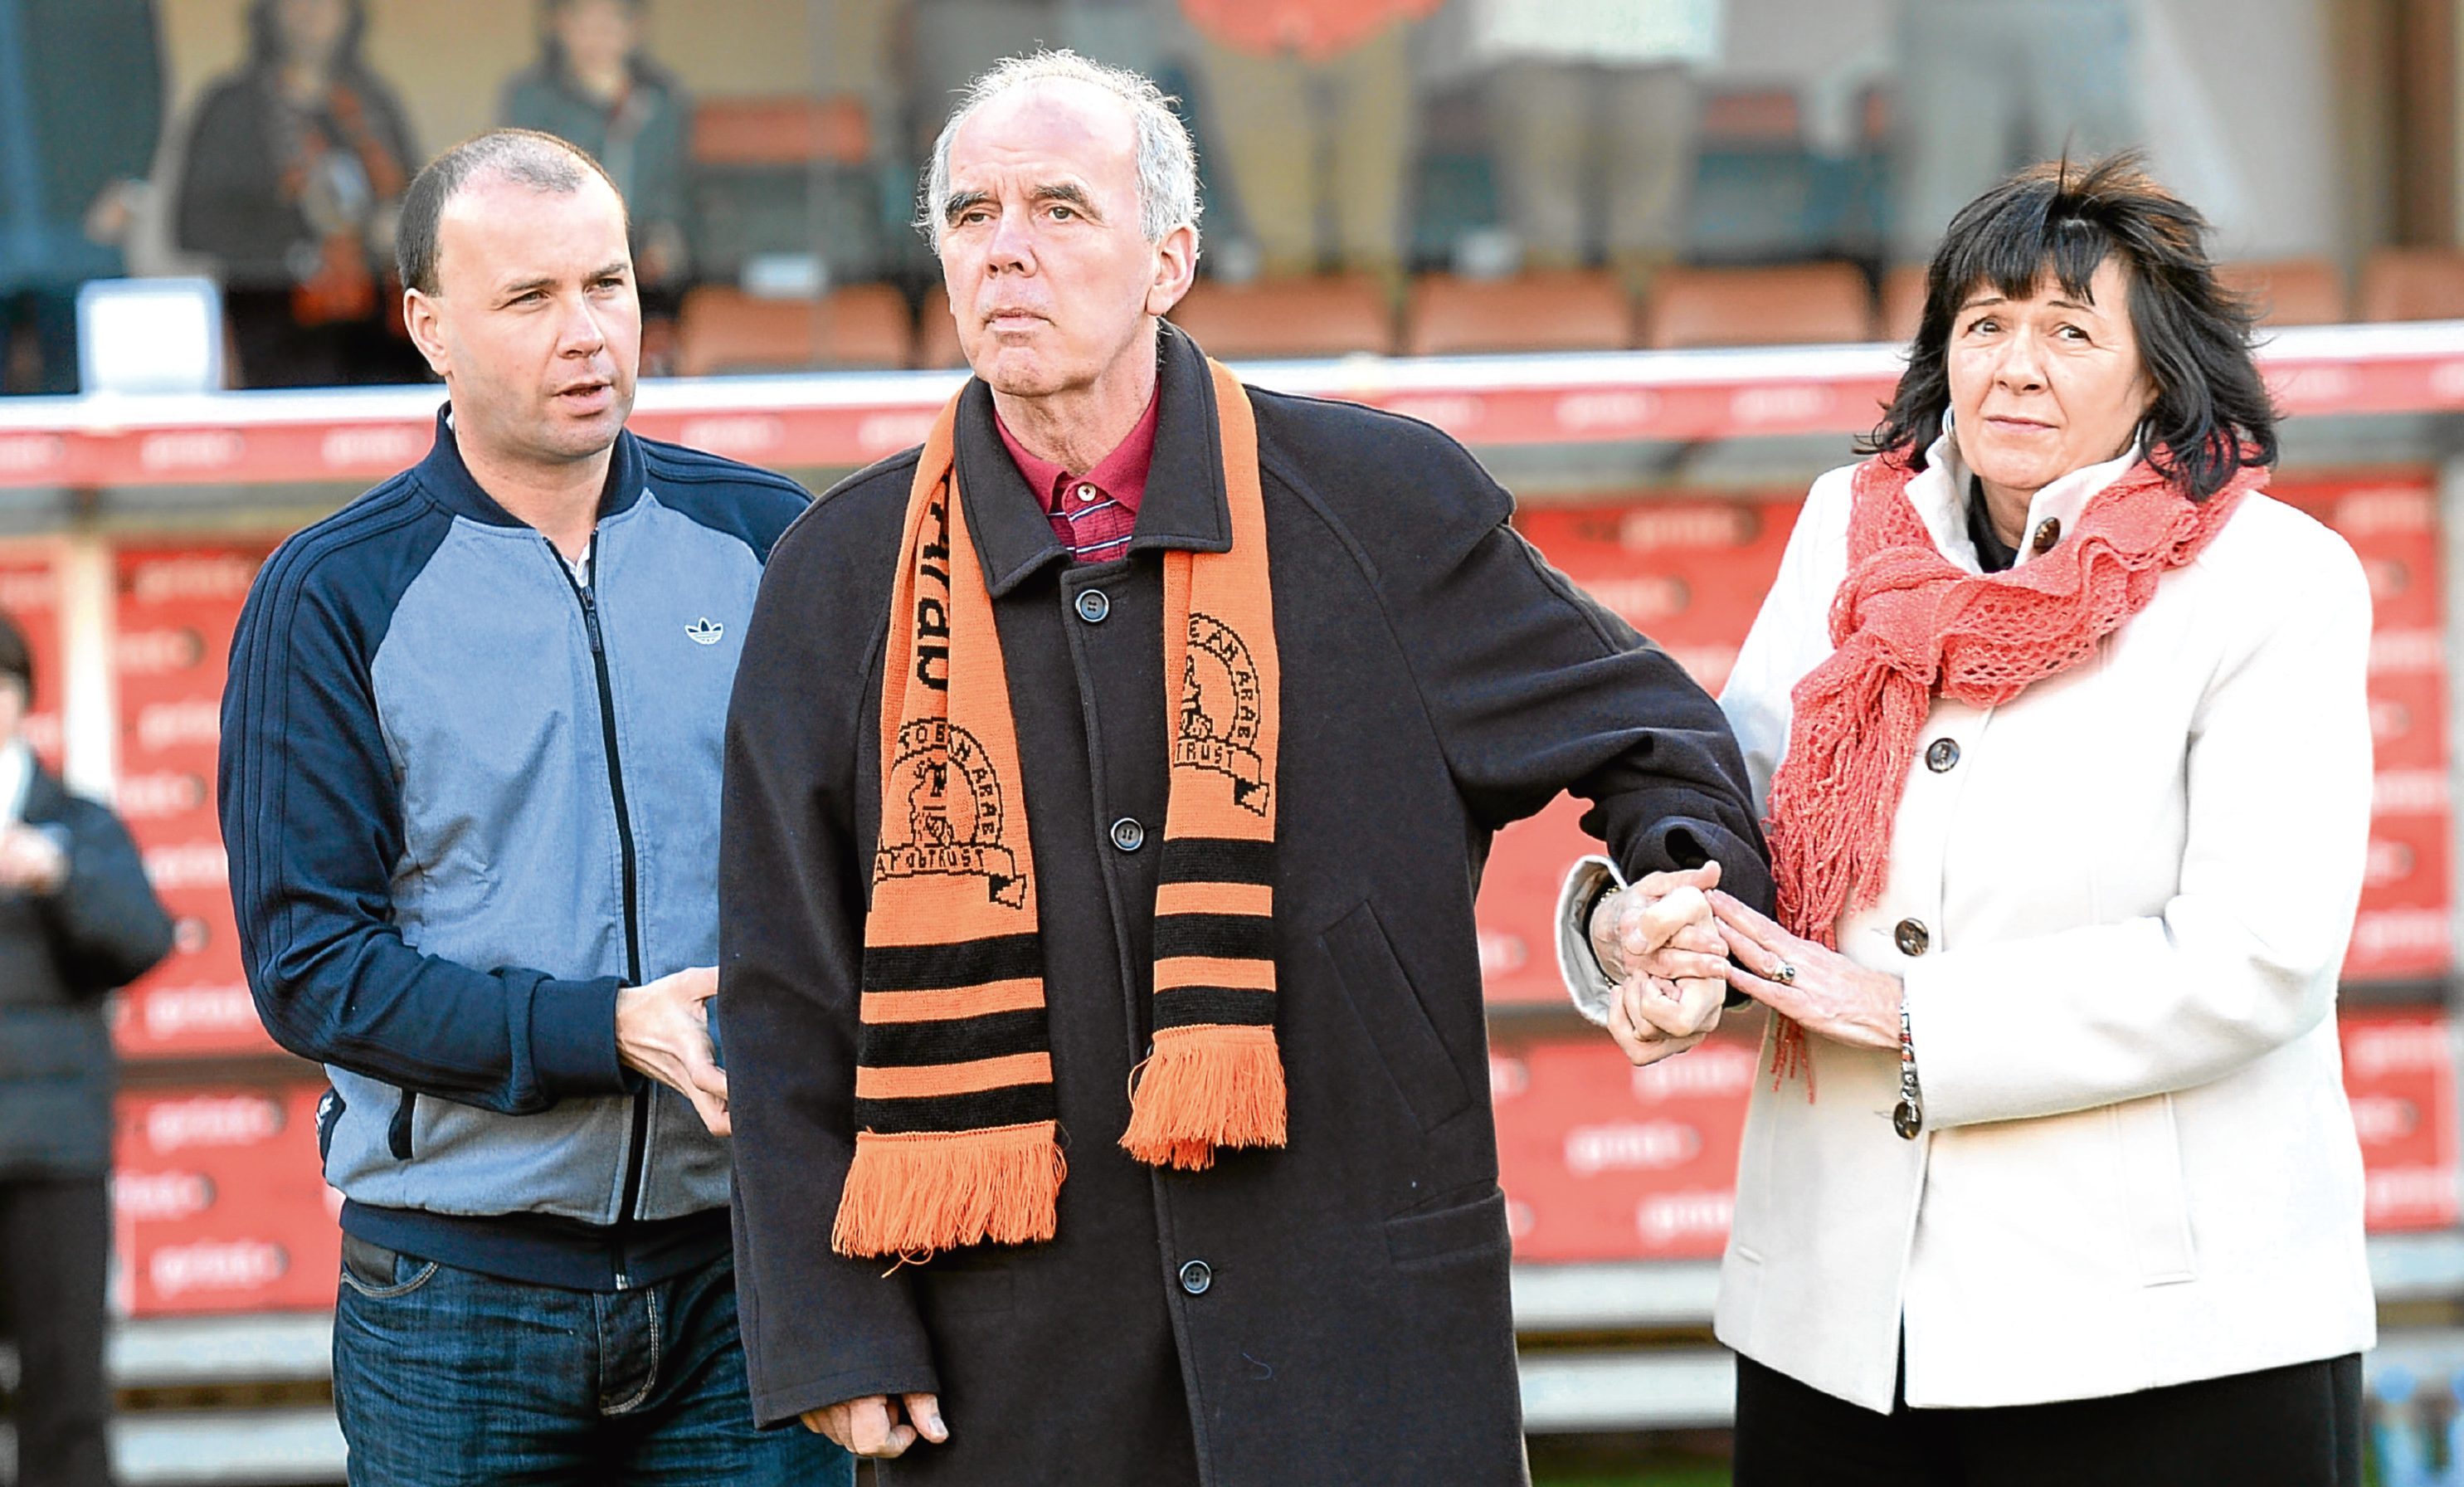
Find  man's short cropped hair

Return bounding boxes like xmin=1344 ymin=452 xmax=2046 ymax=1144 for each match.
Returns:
xmin=396 ymin=129 xmax=628 ymax=295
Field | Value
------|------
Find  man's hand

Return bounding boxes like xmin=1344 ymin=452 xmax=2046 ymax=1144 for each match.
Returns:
xmin=1590 ymin=863 xmax=1730 ymax=1068
xmin=801 ymin=1392 xmax=947 ymax=1457
xmin=0 ymin=824 xmax=67 ymax=896
xmin=1589 ymin=861 xmax=1722 ymax=982
xmin=614 ymin=968 xmax=730 ymax=1135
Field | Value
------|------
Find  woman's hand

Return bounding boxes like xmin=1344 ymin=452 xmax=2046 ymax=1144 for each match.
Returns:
xmin=1707 ymin=890 xmax=1901 ymax=1051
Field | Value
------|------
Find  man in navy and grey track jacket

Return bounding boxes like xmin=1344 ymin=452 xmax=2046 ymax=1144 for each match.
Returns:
xmin=217 ymin=129 xmax=848 ymax=1485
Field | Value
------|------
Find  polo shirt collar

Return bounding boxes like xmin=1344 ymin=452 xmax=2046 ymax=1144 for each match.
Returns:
xmin=954 ymin=322 xmax=1234 ymax=597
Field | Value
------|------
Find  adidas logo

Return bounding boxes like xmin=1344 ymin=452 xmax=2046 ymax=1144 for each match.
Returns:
xmin=685 ymin=618 xmax=724 ymax=646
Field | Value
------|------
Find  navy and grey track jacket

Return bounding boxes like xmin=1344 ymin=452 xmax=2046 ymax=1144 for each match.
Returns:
xmin=220 ymin=411 xmax=806 ymax=1281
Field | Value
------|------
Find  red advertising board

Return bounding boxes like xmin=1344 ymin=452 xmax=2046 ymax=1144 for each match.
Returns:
xmin=1492 ymin=1030 xmax=1760 ymax=1262
xmin=2277 ymin=475 xmax=2454 ymax=982
xmin=2340 ymin=1010 xmax=2461 ymax=1231
xmin=111 ymin=543 xmax=279 ymax=1059
xmin=1495 ymin=1009 xmax=2460 ymax=1261
xmin=111 ymin=1083 xmax=338 ymax=1315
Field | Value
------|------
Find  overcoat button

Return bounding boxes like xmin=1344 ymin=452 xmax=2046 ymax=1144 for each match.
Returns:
xmin=1925 ymin=739 xmax=1960 ymax=773
xmin=1894 ymin=1099 xmax=1924 ymax=1140
xmin=1075 ymin=589 xmax=1110 ymax=623
xmin=1894 ymin=919 xmax=1930 ymax=957
xmin=1179 ymin=1260 xmax=1213 ymax=1295
xmin=2031 ymin=518 xmax=2062 ymax=553
xmin=1110 ymin=817 xmax=1146 ymax=852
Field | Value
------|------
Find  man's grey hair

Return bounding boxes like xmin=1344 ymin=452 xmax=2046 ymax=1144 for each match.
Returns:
xmin=918 ymin=50 xmax=1201 ymax=255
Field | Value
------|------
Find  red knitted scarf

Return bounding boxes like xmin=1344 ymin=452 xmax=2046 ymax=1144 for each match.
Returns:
xmin=1762 ymin=445 xmax=2261 ymax=1083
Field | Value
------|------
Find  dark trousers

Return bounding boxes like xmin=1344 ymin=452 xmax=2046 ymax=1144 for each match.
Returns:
xmin=1736 ymin=1349 xmax=2363 ymax=1487
xmin=0 ymin=1175 xmax=114 ymax=1487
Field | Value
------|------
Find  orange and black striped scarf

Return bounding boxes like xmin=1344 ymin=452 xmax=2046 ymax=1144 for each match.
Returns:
xmin=832 ymin=359 xmax=1284 ymax=1259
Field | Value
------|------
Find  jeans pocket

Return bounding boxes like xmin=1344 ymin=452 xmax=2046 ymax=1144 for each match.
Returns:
xmin=339 ymin=1234 xmax=441 ymax=1300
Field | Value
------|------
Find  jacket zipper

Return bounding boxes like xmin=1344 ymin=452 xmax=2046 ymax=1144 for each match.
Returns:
xmin=558 ymin=543 xmax=651 ymax=1283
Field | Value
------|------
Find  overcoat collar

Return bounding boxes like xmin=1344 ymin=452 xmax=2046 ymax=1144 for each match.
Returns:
xmin=952 ymin=321 xmax=1234 ymax=597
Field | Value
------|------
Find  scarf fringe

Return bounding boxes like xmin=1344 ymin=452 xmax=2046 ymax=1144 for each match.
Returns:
xmin=830 ymin=1122 xmax=1066 ymax=1259
xmin=1120 ymin=1025 xmax=1289 ymax=1171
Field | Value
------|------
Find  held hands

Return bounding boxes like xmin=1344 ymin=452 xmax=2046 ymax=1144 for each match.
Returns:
xmin=614 ymin=967 xmax=732 ymax=1135
xmin=803 ymin=1392 xmax=947 ymax=1457
xmin=1590 ymin=862 xmax=1731 ymax=1068
xmin=1706 ymin=890 xmax=1901 ymax=1051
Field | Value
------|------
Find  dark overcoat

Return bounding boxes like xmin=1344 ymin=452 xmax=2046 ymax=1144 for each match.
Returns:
xmin=0 ymin=763 xmax=176 ymax=1178
xmin=719 ymin=325 xmax=1772 ymax=1485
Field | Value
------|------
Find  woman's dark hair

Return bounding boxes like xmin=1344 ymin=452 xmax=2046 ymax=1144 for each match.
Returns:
xmin=536 ymin=0 xmax=664 ymax=90
xmin=1862 ymin=152 xmax=2277 ymax=500
xmin=246 ymin=0 xmax=370 ymax=76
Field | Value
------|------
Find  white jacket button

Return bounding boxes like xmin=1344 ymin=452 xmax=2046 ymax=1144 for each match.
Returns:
xmin=1894 ymin=919 xmax=1930 ymax=956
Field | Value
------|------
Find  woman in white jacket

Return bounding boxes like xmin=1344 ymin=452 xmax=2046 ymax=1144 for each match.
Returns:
xmin=1562 ymin=155 xmax=2374 ymax=1485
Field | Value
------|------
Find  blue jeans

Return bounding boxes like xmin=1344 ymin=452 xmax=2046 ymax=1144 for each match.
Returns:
xmin=332 ymin=1237 xmax=851 ymax=1486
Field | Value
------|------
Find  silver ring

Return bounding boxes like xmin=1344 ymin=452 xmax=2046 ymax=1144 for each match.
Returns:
xmin=1773 ymin=963 xmax=1798 ymax=985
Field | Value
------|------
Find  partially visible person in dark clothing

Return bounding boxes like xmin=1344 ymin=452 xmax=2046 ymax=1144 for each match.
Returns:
xmin=175 ymin=0 xmax=425 ymax=388
xmin=0 ymin=610 xmax=177 ymax=1487
xmin=0 ymin=0 xmax=163 ymax=395
xmin=499 ymin=0 xmax=691 ymax=297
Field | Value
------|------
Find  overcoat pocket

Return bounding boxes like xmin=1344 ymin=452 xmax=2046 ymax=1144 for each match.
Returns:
xmin=1321 ymin=900 xmax=1473 ymax=1133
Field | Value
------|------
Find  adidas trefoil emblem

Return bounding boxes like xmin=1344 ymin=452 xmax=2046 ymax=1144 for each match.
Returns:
xmin=685 ymin=617 xmax=725 ymax=646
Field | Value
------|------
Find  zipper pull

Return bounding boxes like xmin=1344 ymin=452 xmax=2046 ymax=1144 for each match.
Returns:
xmin=578 ymin=585 xmax=605 ymax=654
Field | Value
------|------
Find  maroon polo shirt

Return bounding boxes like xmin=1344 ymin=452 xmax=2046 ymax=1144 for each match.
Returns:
xmin=993 ymin=389 xmax=1161 ymax=563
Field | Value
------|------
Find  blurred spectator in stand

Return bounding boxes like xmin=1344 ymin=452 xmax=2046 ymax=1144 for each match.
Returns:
xmin=0 ymin=610 xmax=175 ymax=1487
xmin=0 ymin=0 xmax=163 ymax=395
xmin=499 ymin=0 xmax=690 ymax=304
xmin=1461 ymin=0 xmax=1719 ymax=286
xmin=175 ymin=0 xmax=425 ymax=388
xmin=902 ymin=2 xmax=1171 ymax=159
xmin=1891 ymin=0 xmax=2141 ymax=261
xmin=1184 ymin=0 xmax=1437 ymax=283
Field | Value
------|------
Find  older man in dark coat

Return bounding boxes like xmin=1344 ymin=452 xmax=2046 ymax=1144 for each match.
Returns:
xmin=718 ymin=49 xmax=1770 ymax=1485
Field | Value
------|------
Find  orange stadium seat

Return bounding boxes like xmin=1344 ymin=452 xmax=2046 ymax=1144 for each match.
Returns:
xmin=1404 ymin=271 xmax=1634 ymax=355
xmin=1698 ymin=88 xmax=1803 ymax=145
xmin=1876 ymin=264 xmax=1928 ymax=345
xmin=1166 ymin=275 xmax=1396 ymax=358
xmin=675 ymin=284 xmax=914 ymax=375
xmin=691 ymin=96 xmax=871 ymax=167
xmin=2359 ymin=248 xmax=2464 ymax=323
xmin=2215 ymin=257 xmax=2347 ymax=326
xmin=1639 ymin=263 xmax=1875 ymax=349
